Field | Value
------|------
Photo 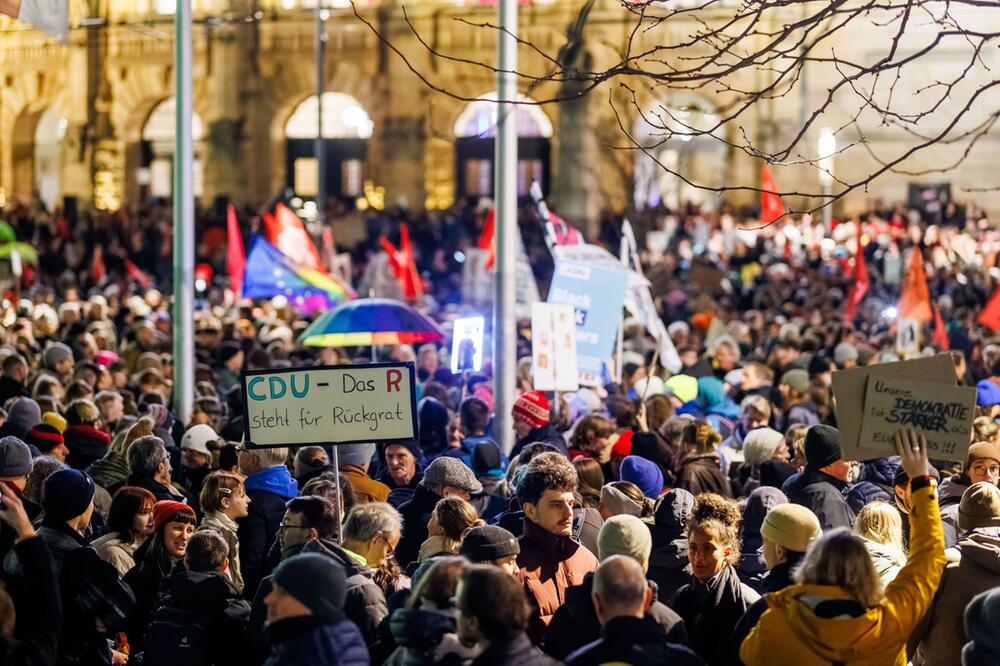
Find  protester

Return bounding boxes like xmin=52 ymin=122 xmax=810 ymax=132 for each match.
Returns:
xmin=854 ymin=500 xmax=907 ymax=588
xmin=648 ymin=487 xmax=696 ymax=599
xmin=740 ymin=429 xmax=947 ymax=665
xmin=396 ymin=456 xmax=482 ymax=567
xmin=599 ymin=480 xmax=653 ymax=520
xmin=781 ymin=425 xmax=855 ymax=531
xmin=940 ymin=442 xmax=1000 ymax=544
xmin=199 ymin=470 xmax=251 ymax=593
xmin=736 ymin=487 xmax=788 ymax=591
xmin=456 ymin=564 xmax=556 ymax=665
xmin=460 ymin=524 xmax=521 ymax=574
xmin=0 ymin=436 xmax=39 ymax=561
xmin=238 ymin=446 xmax=298 ymax=598
xmin=419 ymin=494 xmax=481 ymax=561
xmin=961 ymin=587 xmax=1000 ymax=666
xmin=91 ymin=485 xmax=156 ymax=576
xmin=126 ymin=434 xmax=189 ymax=503
xmin=63 ymin=399 xmax=111 ymax=469
xmin=911 ymin=482 xmax=1000 ymax=666
xmin=338 ymin=442 xmax=391 ymax=505
xmin=669 ymin=493 xmax=759 ymax=665
xmin=378 ymin=440 xmax=424 ymax=507
xmin=511 ymin=391 xmax=566 ymax=457
xmin=179 ymin=422 xmax=219 ymax=504
xmin=565 ymin=556 xmax=703 ymax=666
xmin=263 ymin=552 xmax=369 ymax=666
xmin=676 ymin=420 xmax=731 ymax=497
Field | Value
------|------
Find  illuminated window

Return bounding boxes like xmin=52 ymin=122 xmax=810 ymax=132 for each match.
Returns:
xmin=284 ymin=92 xmax=374 ymax=139
xmin=453 ymin=92 xmax=553 ymax=139
xmin=143 ymin=98 xmax=205 ymax=143
xmin=342 ymin=159 xmax=363 ymax=196
xmin=154 ymin=0 xmax=174 ymax=15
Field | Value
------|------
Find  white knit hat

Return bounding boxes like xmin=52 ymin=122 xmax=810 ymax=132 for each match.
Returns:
xmin=743 ymin=428 xmax=785 ymax=466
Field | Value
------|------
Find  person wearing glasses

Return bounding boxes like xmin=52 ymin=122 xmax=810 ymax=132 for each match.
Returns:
xmin=939 ymin=441 xmax=1000 ymax=547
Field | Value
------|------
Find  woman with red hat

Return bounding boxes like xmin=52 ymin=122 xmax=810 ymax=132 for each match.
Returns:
xmin=510 ymin=391 xmax=567 ymax=458
xmin=122 ymin=500 xmax=195 ymax=651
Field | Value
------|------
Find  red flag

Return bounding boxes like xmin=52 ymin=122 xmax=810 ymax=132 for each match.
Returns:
xmin=932 ymin=304 xmax=950 ymax=349
xmin=760 ymin=164 xmax=784 ymax=225
xmin=898 ymin=247 xmax=932 ymax=322
xmin=399 ymin=224 xmax=423 ymax=300
xmin=549 ymin=211 xmax=583 ymax=246
xmin=979 ymin=287 xmax=1000 ymax=331
xmin=265 ymin=203 xmax=325 ymax=271
xmin=844 ymin=234 xmax=870 ymax=322
xmin=226 ymin=204 xmax=246 ymax=297
xmin=478 ymin=209 xmax=496 ymax=269
xmin=124 ymin=260 xmax=151 ymax=289
xmin=90 ymin=246 xmax=105 ymax=284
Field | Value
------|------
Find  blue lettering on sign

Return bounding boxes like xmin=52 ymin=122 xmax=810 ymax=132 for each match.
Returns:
xmin=248 ymin=374 xmax=311 ymax=401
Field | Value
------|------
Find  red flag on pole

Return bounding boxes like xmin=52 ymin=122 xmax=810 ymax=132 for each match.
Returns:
xmin=979 ymin=287 xmax=1000 ymax=331
xmin=932 ymin=304 xmax=950 ymax=349
xmin=124 ymin=260 xmax=151 ymax=289
xmin=265 ymin=203 xmax=325 ymax=271
xmin=898 ymin=247 xmax=933 ymax=323
xmin=90 ymin=246 xmax=105 ymax=284
xmin=399 ymin=223 xmax=423 ymax=300
xmin=760 ymin=164 xmax=785 ymax=225
xmin=844 ymin=234 xmax=870 ymax=322
xmin=226 ymin=204 xmax=246 ymax=297
xmin=478 ymin=209 xmax=496 ymax=269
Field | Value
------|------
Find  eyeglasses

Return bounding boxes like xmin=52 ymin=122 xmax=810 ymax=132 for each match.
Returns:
xmin=971 ymin=463 xmax=1000 ymax=476
xmin=278 ymin=521 xmax=309 ymax=532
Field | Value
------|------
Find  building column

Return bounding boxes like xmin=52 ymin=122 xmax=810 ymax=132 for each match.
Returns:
xmin=203 ymin=26 xmax=246 ymax=205
xmin=554 ymin=92 xmax=602 ymax=238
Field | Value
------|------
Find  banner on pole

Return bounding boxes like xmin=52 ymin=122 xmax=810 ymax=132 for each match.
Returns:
xmin=897 ymin=318 xmax=920 ymax=358
xmin=531 ymin=303 xmax=579 ymax=392
xmin=547 ymin=260 xmax=629 ymax=386
xmin=451 ymin=316 xmax=485 ymax=373
xmin=241 ymin=362 xmax=417 ymax=448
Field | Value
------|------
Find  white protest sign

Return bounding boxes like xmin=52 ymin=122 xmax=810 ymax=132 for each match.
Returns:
xmin=451 ymin=316 xmax=485 ymax=373
xmin=531 ymin=303 xmax=579 ymax=392
xmin=858 ymin=375 xmax=976 ymax=462
xmin=242 ymin=362 xmax=417 ymax=448
xmin=897 ymin=318 xmax=920 ymax=358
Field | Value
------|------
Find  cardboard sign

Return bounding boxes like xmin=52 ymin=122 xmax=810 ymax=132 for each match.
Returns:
xmin=548 ymin=259 xmax=629 ymax=386
xmin=451 ymin=316 xmax=485 ymax=373
xmin=241 ymin=362 xmax=417 ymax=448
xmin=832 ymin=354 xmax=956 ymax=462
xmin=858 ymin=375 xmax=976 ymax=462
xmin=531 ymin=303 xmax=579 ymax=392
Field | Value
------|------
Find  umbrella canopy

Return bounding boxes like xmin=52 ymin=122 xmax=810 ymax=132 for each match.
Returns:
xmin=299 ymin=298 xmax=444 ymax=347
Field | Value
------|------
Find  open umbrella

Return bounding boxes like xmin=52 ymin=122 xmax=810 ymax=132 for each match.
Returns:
xmin=299 ymin=298 xmax=444 ymax=350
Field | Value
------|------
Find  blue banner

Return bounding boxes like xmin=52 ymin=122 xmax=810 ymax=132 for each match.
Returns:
xmin=547 ymin=259 xmax=629 ymax=386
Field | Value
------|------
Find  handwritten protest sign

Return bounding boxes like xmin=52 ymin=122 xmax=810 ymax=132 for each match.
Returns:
xmin=858 ymin=375 xmax=976 ymax=462
xmin=241 ymin=362 xmax=417 ymax=448
xmin=832 ymin=354 xmax=956 ymax=462
xmin=531 ymin=303 xmax=579 ymax=392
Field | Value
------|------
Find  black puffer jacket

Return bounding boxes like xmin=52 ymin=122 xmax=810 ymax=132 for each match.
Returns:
xmin=385 ymin=607 xmax=470 ymax=666
xmin=396 ymin=485 xmax=441 ymax=568
xmin=781 ymin=468 xmax=854 ymax=532
xmin=0 ymin=536 xmax=60 ymax=666
xmin=649 ymin=488 xmax=695 ymax=600
xmin=544 ymin=572 xmax=688 ymax=660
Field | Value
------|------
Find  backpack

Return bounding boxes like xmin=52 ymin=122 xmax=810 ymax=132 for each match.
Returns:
xmin=140 ymin=604 xmax=212 ymax=666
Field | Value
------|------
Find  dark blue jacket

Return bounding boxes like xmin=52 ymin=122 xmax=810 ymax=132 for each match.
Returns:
xmin=264 ymin=614 xmax=370 ymax=666
xmin=239 ymin=466 xmax=298 ymax=598
xmin=782 ymin=468 xmax=855 ymax=532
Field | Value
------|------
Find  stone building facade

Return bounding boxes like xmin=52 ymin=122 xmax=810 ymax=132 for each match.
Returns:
xmin=1 ymin=0 xmax=997 ymax=234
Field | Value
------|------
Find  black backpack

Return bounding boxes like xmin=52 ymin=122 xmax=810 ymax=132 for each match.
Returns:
xmin=140 ymin=604 xmax=212 ymax=666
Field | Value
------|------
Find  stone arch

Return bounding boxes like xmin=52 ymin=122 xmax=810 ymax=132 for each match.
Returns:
xmin=0 ymin=71 xmax=64 ymax=201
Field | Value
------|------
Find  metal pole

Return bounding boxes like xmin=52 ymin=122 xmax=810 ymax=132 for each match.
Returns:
xmin=331 ymin=445 xmax=342 ymax=535
xmin=315 ymin=4 xmax=327 ymax=230
xmin=493 ymin=0 xmax=518 ymax=456
xmin=172 ymin=0 xmax=194 ymax=424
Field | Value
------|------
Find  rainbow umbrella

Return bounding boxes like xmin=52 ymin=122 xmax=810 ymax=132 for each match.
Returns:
xmin=299 ymin=298 xmax=444 ymax=348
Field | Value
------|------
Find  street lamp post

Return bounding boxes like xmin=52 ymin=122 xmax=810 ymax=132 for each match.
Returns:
xmin=818 ymin=127 xmax=836 ymax=236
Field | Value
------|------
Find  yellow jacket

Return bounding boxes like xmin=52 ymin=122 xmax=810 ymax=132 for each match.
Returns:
xmin=740 ymin=483 xmax=946 ymax=666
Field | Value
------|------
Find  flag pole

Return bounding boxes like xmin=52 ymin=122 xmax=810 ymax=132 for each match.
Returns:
xmin=172 ymin=0 xmax=195 ymax=424
xmin=315 ymin=2 xmax=327 ymax=231
xmin=493 ymin=0 xmax=518 ymax=456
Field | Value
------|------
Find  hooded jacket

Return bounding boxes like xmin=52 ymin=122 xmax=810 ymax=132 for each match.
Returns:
xmin=677 ymin=453 xmax=732 ymax=498
xmin=737 ymin=488 xmax=787 ymax=592
xmin=782 ymin=468 xmax=855 ymax=532
xmin=386 ymin=607 xmax=477 ymax=666
xmin=264 ymin=613 xmax=370 ymax=666
xmin=517 ymin=517 xmax=599 ymax=639
xmin=238 ymin=465 xmax=298 ymax=598
xmin=669 ymin=565 xmax=760 ymax=666
xmin=565 ymin=615 xmax=703 ymax=666
xmin=397 ymin=484 xmax=442 ymax=568
xmin=740 ymin=483 xmax=947 ymax=666
xmin=728 ymin=558 xmax=801 ymax=666
xmin=543 ymin=572 xmax=688 ymax=660
xmin=911 ymin=529 xmax=1000 ymax=666
xmin=648 ymin=488 xmax=695 ymax=600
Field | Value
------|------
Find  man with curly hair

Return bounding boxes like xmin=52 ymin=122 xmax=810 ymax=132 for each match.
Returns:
xmin=515 ymin=454 xmax=598 ymax=642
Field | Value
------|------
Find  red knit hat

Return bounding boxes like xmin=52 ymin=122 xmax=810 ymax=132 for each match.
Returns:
xmin=612 ymin=429 xmax=634 ymax=458
xmin=153 ymin=500 xmax=195 ymax=532
xmin=512 ymin=391 xmax=550 ymax=429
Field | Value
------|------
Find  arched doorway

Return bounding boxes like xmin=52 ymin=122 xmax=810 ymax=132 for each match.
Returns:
xmin=284 ymin=92 xmax=373 ymax=202
xmin=140 ymin=97 xmax=206 ymax=200
xmin=453 ymin=93 xmax=553 ymax=203
xmin=633 ymin=92 xmax=726 ymax=211
xmin=34 ymin=107 xmax=66 ymax=212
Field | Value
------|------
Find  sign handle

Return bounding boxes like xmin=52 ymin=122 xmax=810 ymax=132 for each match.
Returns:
xmin=640 ymin=342 xmax=661 ymax=402
xmin=332 ymin=445 xmax=342 ymax=537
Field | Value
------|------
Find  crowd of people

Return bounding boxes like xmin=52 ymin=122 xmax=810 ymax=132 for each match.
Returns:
xmin=1 ymin=195 xmax=1000 ymax=665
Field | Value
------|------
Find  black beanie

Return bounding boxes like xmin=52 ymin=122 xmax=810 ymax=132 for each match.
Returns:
xmin=804 ymin=424 xmax=843 ymax=469
xmin=471 ymin=440 xmax=503 ymax=476
xmin=272 ymin=553 xmax=347 ymax=618
xmin=42 ymin=469 xmax=96 ymax=522
xmin=460 ymin=525 xmax=520 ymax=562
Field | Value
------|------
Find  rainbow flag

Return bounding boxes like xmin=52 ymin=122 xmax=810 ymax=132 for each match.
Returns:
xmin=242 ymin=235 xmax=353 ymax=312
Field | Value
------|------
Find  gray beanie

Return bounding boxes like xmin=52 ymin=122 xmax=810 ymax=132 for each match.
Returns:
xmin=422 ymin=457 xmax=483 ymax=494
xmin=834 ymin=342 xmax=858 ymax=367
xmin=336 ymin=443 xmax=376 ymax=468
xmin=743 ymin=428 xmax=785 ymax=466
xmin=272 ymin=552 xmax=348 ymax=618
xmin=597 ymin=515 xmax=653 ymax=566
xmin=42 ymin=342 xmax=73 ymax=371
xmin=0 ymin=436 xmax=32 ymax=477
